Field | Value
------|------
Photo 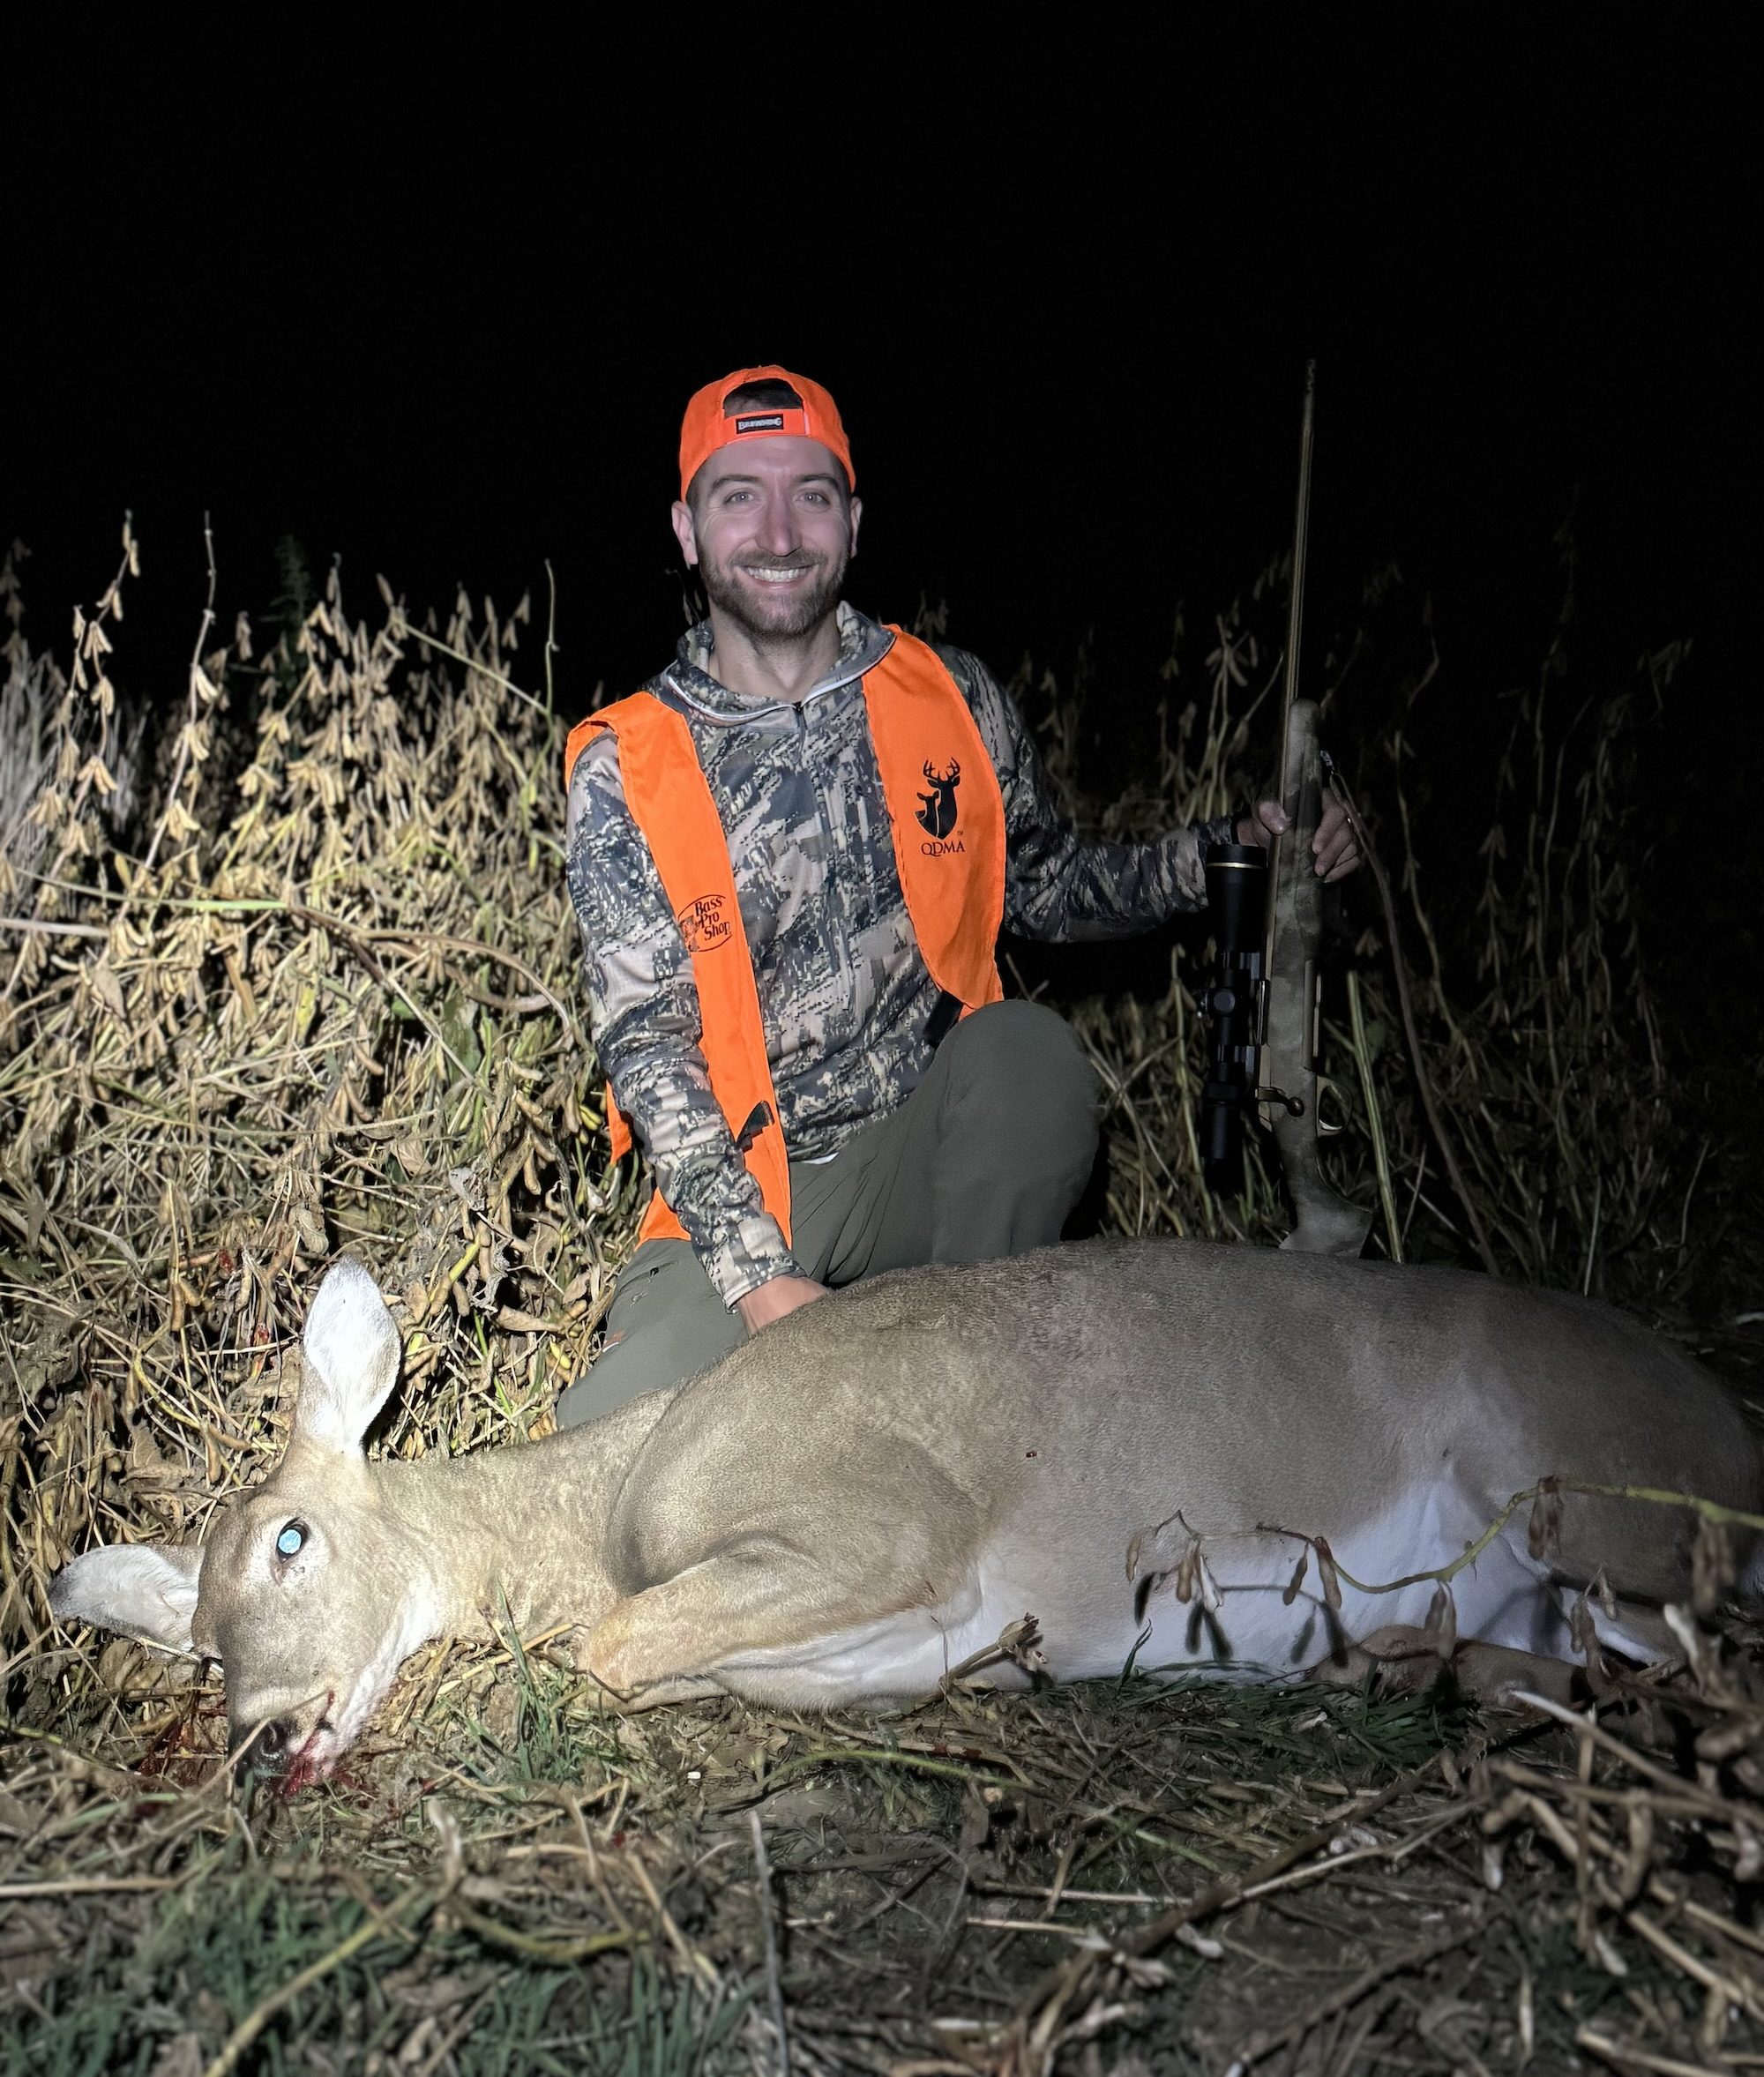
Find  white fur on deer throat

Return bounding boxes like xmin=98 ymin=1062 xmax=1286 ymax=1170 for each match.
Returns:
xmin=320 ymin=1580 xmax=444 ymax=1767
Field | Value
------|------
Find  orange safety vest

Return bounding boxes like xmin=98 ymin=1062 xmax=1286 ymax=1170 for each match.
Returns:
xmin=563 ymin=626 xmax=1005 ymax=1248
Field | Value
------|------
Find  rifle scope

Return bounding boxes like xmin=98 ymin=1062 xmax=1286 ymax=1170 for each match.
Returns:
xmin=1200 ymin=843 xmax=1270 ymax=1197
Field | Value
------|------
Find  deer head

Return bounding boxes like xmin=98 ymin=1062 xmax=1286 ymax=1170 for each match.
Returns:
xmin=49 ymin=1259 xmax=443 ymax=1783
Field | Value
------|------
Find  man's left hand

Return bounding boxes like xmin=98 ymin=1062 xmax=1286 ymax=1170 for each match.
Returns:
xmin=736 ymin=1274 xmax=830 ymax=1336
xmin=1237 ymin=797 xmax=1361 ymax=882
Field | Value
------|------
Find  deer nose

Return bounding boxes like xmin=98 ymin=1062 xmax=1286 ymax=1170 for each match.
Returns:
xmin=242 ymin=1716 xmax=293 ymax=1772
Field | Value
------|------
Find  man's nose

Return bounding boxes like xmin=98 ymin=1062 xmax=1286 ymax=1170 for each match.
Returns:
xmin=751 ymin=492 xmax=800 ymax=556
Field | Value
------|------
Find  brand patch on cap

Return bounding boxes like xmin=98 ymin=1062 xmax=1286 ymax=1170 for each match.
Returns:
xmin=734 ymin=413 xmax=786 ymax=435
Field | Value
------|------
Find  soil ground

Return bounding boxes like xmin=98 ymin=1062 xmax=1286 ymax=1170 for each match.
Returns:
xmin=5 ymin=1631 xmax=1761 ymax=2075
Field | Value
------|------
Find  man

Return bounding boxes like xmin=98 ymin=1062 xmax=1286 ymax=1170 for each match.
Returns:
xmin=558 ymin=366 xmax=1357 ymax=1423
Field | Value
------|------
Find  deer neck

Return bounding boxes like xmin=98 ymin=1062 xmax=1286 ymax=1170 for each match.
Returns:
xmin=370 ymin=1391 xmax=674 ymax=1644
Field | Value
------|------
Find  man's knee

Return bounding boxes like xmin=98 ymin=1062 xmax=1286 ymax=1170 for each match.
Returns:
xmin=938 ymin=1001 xmax=1100 ymax=1153
xmin=942 ymin=998 xmax=1094 ymax=1080
xmin=555 ymin=1241 xmax=740 ymax=1429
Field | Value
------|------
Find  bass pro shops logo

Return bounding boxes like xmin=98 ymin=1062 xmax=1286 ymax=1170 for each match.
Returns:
xmin=915 ymin=759 xmax=964 ymax=855
xmin=676 ymin=893 xmax=733 ymax=953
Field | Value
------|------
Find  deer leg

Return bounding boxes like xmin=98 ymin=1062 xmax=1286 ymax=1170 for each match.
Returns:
xmin=1307 ymin=1626 xmax=1599 ymax=1707
xmin=579 ymin=1536 xmax=948 ymax=1705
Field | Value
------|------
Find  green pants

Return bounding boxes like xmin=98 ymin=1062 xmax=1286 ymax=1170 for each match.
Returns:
xmin=556 ymin=1001 xmax=1100 ymax=1426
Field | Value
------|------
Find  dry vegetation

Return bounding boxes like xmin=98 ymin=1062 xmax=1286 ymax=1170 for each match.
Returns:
xmin=2 ymin=528 xmax=1760 ymax=2074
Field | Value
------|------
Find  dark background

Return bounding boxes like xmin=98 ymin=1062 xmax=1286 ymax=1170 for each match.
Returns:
xmin=6 ymin=20 xmax=1753 ymax=878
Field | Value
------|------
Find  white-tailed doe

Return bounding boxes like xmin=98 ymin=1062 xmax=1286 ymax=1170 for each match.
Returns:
xmin=50 ymin=1239 xmax=1760 ymax=1782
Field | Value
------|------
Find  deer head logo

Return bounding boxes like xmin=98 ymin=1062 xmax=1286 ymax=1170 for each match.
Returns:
xmin=915 ymin=758 xmax=961 ymax=840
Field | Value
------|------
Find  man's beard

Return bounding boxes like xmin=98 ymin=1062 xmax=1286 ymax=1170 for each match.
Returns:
xmin=699 ymin=546 xmax=848 ymax=643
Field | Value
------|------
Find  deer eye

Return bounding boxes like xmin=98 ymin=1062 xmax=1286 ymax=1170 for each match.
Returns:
xmin=275 ymin=1521 xmax=307 ymax=1558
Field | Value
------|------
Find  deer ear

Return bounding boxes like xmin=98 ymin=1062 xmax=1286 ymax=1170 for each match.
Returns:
xmin=49 ymin=1542 xmax=204 ymax=1655
xmin=294 ymin=1257 xmax=402 ymax=1455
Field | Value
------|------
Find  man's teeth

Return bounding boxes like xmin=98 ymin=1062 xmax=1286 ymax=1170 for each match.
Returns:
xmin=745 ymin=566 xmax=811 ymax=583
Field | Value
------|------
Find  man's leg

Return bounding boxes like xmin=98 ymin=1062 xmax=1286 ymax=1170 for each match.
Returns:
xmin=554 ymin=1237 xmax=744 ymax=1429
xmin=796 ymin=1000 xmax=1102 ymax=1283
xmin=556 ymin=1003 xmax=1100 ymax=1423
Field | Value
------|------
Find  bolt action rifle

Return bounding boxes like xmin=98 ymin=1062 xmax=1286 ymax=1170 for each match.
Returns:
xmin=1200 ymin=364 xmax=1372 ymax=1255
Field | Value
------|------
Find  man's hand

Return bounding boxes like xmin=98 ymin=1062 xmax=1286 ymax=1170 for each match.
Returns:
xmin=1238 ymin=798 xmax=1361 ymax=882
xmin=736 ymin=1274 xmax=831 ymax=1337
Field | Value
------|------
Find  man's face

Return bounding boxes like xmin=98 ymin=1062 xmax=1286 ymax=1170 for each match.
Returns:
xmin=672 ymin=436 xmax=861 ymax=642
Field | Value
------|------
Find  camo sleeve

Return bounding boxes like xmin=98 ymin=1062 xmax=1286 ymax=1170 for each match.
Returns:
xmin=938 ymin=648 xmax=1240 ymax=939
xmin=565 ymin=735 xmax=802 ymax=1307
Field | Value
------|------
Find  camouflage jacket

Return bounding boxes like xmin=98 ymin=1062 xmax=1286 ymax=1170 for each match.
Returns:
xmin=565 ymin=606 xmax=1238 ymax=1306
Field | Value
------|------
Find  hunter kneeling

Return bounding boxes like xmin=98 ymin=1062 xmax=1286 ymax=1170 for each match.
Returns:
xmin=558 ymin=366 xmax=1360 ymax=1419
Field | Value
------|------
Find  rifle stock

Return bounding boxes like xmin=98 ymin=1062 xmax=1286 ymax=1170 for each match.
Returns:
xmin=1259 ymin=697 xmax=1372 ymax=1255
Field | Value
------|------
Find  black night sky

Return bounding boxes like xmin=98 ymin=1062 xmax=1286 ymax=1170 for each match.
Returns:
xmin=8 ymin=20 xmax=1753 ymax=907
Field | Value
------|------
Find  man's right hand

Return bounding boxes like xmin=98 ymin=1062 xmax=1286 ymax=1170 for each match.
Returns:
xmin=1238 ymin=797 xmax=1362 ymax=882
xmin=736 ymin=1274 xmax=831 ymax=1337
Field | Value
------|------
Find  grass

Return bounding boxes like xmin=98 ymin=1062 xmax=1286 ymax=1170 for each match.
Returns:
xmin=4 ymin=1862 xmax=744 ymax=2077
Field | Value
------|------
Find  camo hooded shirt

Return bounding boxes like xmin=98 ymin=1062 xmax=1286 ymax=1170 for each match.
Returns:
xmin=565 ymin=606 xmax=1237 ymax=1307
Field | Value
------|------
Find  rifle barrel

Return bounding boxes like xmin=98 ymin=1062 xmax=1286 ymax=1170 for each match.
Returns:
xmin=1275 ymin=360 xmax=1317 ymax=802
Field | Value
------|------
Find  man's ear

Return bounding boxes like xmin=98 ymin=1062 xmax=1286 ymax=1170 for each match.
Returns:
xmin=846 ymin=492 xmax=862 ymax=558
xmin=49 ymin=1542 xmax=205 ymax=1655
xmin=670 ymin=497 xmax=700 ymax=569
xmin=294 ymin=1257 xmax=402 ymax=1456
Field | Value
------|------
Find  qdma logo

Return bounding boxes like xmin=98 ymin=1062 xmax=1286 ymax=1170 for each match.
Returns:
xmin=915 ymin=758 xmax=963 ymax=852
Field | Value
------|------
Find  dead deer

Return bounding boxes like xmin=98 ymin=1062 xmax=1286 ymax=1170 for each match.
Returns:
xmin=49 ymin=1240 xmax=1760 ymax=1782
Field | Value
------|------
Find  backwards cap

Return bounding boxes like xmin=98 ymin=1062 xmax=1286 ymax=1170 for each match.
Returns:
xmin=678 ymin=365 xmax=854 ymax=503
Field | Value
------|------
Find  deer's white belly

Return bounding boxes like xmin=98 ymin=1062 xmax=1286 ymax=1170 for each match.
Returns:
xmin=706 ymin=1478 xmax=1657 ymax=1707
xmin=1111 ymin=1483 xmax=1663 ymax=1676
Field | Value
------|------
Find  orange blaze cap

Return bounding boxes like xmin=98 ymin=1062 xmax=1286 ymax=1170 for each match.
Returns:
xmin=677 ymin=365 xmax=854 ymax=502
